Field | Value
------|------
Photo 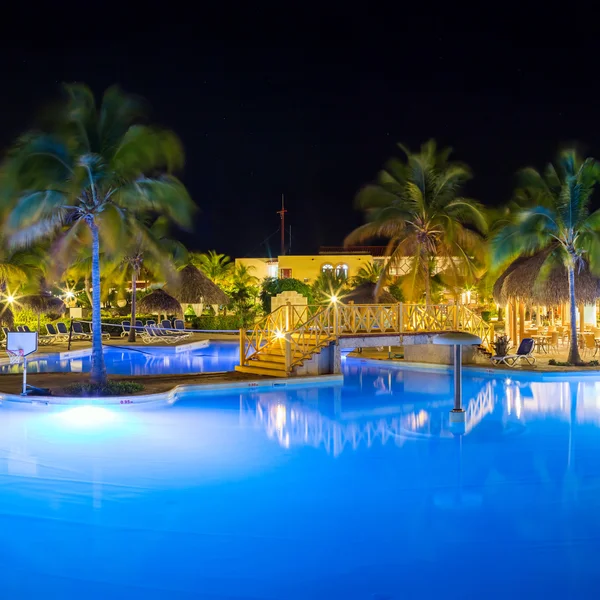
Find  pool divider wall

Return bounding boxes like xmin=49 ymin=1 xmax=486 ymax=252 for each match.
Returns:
xmin=0 ymin=374 xmax=344 ymax=407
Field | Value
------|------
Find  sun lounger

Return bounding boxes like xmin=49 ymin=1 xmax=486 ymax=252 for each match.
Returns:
xmin=46 ymin=323 xmax=69 ymax=343
xmin=140 ymin=326 xmax=163 ymax=344
xmin=120 ymin=321 xmax=131 ymax=337
xmin=490 ymin=338 xmax=536 ymax=367
xmin=72 ymin=321 xmax=92 ymax=340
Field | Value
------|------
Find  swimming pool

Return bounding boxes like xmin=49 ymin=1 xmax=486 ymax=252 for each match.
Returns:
xmin=0 ymin=341 xmax=239 ymax=376
xmin=1 ymin=360 xmax=599 ymax=598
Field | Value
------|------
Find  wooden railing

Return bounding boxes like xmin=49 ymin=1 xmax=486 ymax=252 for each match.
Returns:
xmin=240 ymin=302 xmax=494 ymax=372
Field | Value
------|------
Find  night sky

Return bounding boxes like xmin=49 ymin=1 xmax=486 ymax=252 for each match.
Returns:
xmin=1 ymin=10 xmax=597 ymax=258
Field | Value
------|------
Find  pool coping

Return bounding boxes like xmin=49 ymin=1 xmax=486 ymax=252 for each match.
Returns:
xmin=0 ymin=373 xmax=344 ymax=406
xmin=348 ymin=356 xmax=600 ymax=381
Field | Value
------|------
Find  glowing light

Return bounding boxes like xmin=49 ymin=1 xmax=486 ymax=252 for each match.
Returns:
xmin=65 ymin=291 xmax=75 ymax=299
xmin=274 ymin=330 xmax=285 ymax=339
xmin=56 ymin=406 xmax=117 ymax=428
xmin=6 ymin=295 xmax=14 ymax=304
xmin=505 ymin=377 xmax=512 ymax=385
xmin=330 ymin=295 xmax=338 ymax=303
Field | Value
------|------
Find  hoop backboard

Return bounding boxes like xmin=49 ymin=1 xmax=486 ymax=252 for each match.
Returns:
xmin=6 ymin=332 xmax=38 ymax=357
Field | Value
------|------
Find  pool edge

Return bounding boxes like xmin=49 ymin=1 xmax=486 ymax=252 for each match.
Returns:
xmin=0 ymin=373 xmax=344 ymax=406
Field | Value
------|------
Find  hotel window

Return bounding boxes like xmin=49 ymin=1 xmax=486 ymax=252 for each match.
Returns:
xmin=280 ymin=269 xmax=292 ymax=279
xmin=321 ymin=263 xmax=334 ymax=273
xmin=335 ymin=263 xmax=349 ymax=278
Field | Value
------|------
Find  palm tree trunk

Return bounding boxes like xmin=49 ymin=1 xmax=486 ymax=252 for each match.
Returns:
xmin=128 ymin=267 xmax=138 ymax=343
xmin=89 ymin=221 xmax=107 ymax=385
xmin=424 ymin=261 xmax=431 ymax=306
xmin=567 ymin=265 xmax=583 ymax=365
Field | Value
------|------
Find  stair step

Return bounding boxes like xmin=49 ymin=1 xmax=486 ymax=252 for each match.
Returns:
xmin=235 ymin=364 xmax=289 ymax=378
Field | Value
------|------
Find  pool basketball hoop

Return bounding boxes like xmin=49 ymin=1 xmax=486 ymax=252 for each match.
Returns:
xmin=6 ymin=348 xmax=25 ymax=365
xmin=6 ymin=332 xmax=38 ymax=395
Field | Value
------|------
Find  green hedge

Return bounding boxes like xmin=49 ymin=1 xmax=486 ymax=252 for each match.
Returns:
xmin=190 ymin=315 xmax=246 ymax=330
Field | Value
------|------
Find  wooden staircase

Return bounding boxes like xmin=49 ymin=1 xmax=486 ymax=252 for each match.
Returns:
xmin=235 ymin=306 xmax=335 ymax=377
xmin=235 ymin=332 xmax=334 ymax=377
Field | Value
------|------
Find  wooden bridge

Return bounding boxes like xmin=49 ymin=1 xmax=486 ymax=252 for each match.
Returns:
xmin=236 ymin=303 xmax=493 ymax=377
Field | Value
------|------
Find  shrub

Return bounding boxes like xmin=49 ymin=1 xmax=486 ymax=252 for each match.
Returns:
xmin=190 ymin=314 xmax=247 ymax=331
xmin=62 ymin=380 xmax=145 ymax=397
xmin=481 ymin=310 xmax=491 ymax=322
xmin=549 ymin=359 xmax=599 ymax=367
xmin=259 ymin=277 xmax=314 ymax=314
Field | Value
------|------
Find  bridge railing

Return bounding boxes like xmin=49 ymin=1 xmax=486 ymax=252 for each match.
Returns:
xmin=240 ymin=302 xmax=493 ymax=368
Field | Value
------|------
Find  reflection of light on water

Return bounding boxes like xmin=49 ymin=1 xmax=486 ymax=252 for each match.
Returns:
xmin=275 ymin=405 xmax=286 ymax=431
xmin=54 ymin=406 xmax=118 ymax=428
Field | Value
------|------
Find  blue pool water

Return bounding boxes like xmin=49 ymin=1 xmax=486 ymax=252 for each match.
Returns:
xmin=1 ymin=360 xmax=600 ymax=598
xmin=0 ymin=341 xmax=240 ymax=376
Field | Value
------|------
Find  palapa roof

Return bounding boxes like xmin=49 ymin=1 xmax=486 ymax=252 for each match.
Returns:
xmin=138 ymin=288 xmax=183 ymax=316
xmin=493 ymin=251 xmax=600 ymax=306
xmin=169 ymin=264 xmax=230 ymax=305
xmin=20 ymin=293 xmax=66 ymax=315
xmin=342 ymin=282 xmax=397 ymax=305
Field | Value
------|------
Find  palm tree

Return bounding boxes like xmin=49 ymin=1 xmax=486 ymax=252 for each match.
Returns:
xmin=345 ymin=140 xmax=487 ymax=304
xmin=1 ymin=84 xmax=195 ymax=385
xmin=121 ymin=217 xmax=187 ymax=342
xmin=492 ymin=150 xmax=600 ymax=365
xmin=350 ymin=262 xmax=383 ymax=286
xmin=231 ymin=264 xmax=259 ymax=289
xmin=311 ymin=271 xmax=348 ymax=304
xmin=191 ymin=250 xmax=234 ymax=286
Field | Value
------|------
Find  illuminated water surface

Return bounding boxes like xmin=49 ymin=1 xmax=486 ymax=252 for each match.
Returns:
xmin=1 ymin=360 xmax=599 ymax=598
xmin=0 ymin=341 xmax=239 ymax=376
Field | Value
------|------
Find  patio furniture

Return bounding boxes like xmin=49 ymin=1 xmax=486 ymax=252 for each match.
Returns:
xmin=532 ymin=334 xmax=550 ymax=354
xmin=72 ymin=322 xmax=92 ymax=340
xmin=490 ymin=338 xmax=536 ymax=367
xmin=146 ymin=320 xmax=156 ymax=326
xmin=150 ymin=325 xmax=185 ymax=344
xmin=174 ymin=319 xmax=186 ymax=330
xmin=90 ymin=324 xmax=110 ymax=341
xmin=139 ymin=326 xmax=162 ymax=344
xmin=46 ymin=323 xmax=68 ymax=343
xmin=120 ymin=321 xmax=131 ymax=337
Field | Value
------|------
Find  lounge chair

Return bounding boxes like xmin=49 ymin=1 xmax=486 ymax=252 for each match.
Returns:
xmin=16 ymin=326 xmax=25 ymax=332
xmin=58 ymin=321 xmax=86 ymax=341
xmin=150 ymin=325 xmax=184 ymax=344
xmin=90 ymin=324 xmax=110 ymax=341
xmin=174 ymin=319 xmax=186 ymax=331
xmin=46 ymin=323 xmax=69 ymax=343
xmin=72 ymin=321 xmax=92 ymax=340
xmin=120 ymin=321 xmax=131 ymax=337
xmin=146 ymin=319 xmax=156 ymax=327
xmin=140 ymin=326 xmax=162 ymax=344
xmin=491 ymin=338 xmax=536 ymax=367
xmin=160 ymin=319 xmax=172 ymax=330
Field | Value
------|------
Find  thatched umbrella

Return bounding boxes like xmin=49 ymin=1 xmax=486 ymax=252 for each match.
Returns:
xmin=20 ymin=292 xmax=66 ymax=332
xmin=169 ymin=264 xmax=230 ymax=316
xmin=342 ymin=282 xmax=397 ymax=305
xmin=138 ymin=288 xmax=183 ymax=321
xmin=493 ymin=252 xmax=600 ymax=306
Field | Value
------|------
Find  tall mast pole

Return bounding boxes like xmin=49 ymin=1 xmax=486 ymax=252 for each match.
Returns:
xmin=277 ymin=193 xmax=287 ymax=255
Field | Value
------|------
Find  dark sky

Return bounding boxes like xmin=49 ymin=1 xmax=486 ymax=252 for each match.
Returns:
xmin=1 ymin=9 xmax=597 ymax=257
